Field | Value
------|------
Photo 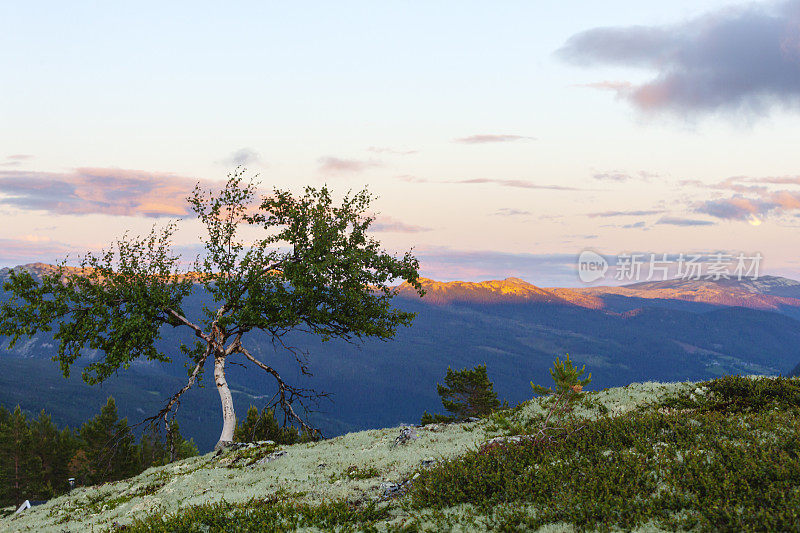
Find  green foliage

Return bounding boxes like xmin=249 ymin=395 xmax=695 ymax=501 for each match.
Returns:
xmin=531 ymin=353 xmax=591 ymax=399
xmin=660 ymin=373 xmax=800 ymax=413
xmin=138 ymin=421 xmax=198 ymax=469
xmin=222 ymin=442 xmax=280 ymax=469
xmin=0 ymin=225 xmax=193 ymax=385
xmin=75 ymin=396 xmax=139 ymax=485
xmin=531 ymin=353 xmax=592 ymax=428
xmin=0 ymin=398 xmax=196 ymax=508
xmin=332 ymin=464 xmax=381 ymax=482
xmin=0 ymin=169 xmax=424 ymax=438
xmin=233 ymin=406 xmax=313 ymax=445
xmin=126 ymin=496 xmax=390 ymax=532
xmin=427 ymin=364 xmax=502 ymax=422
xmin=0 ymin=406 xmax=79 ymax=506
xmin=409 ymin=376 xmax=800 ymax=532
xmin=419 ymin=411 xmax=455 ymax=426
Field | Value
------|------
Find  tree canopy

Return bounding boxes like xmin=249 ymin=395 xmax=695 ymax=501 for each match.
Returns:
xmin=0 ymin=169 xmax=424 ymax=448
xmin=422 ymin=364 xmax=503 ymax=424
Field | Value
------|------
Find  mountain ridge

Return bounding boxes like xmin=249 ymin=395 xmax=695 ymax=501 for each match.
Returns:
xmin=396 ymin=273 xmax=800 ymax=315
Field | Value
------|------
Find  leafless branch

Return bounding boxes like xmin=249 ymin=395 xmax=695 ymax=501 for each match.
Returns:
xmin=268 ymin=333 xmax=312 ymax=376
xmin=140 ymin=344 xmax=211 ymax=432
xmin=237 ymin=346 xmax=325 ymax=438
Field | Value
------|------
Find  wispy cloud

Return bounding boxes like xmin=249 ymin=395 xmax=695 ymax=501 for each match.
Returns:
xmin=0 ymin=168 xmax=208 ymax=217
xmin=395 ymin=174 xmax=429 ymax=183
xmin=367 ymin=147 xmax=417 ymax=155
xmin=686 ymin=175 xmax=800 ymax=220
xmin=1 ymin=154 xmax=34 ymax=167
xmin=622 ymin=221 xmax=647 ymax=229
xmin=370 ymin=216 xmax=431 ymax=233
xmin=0 ymin=237 xmax=73 ymax=266
xmin=453 ymin=178 xmax=580 ymax=191
xmin=592 ymin=170 xmax=657 ymax=182
xmin=656 ymin=216 xmax=716 ymax=227
xmin=558 ymin=0 xmax=800 ymax=116
xmin=318 ymin=156 xmax=381 ymax=174
xmin=587 ymin=209 xmax=664 ymax=218
xmin=454 ymin=134 xmax=535 ymax=144
xmin=494 ymin=208 xmax=532 ymax=216
xmin=219 ymin=147 xmax=262 ymax=167
xmin=695 ymin=194 xmax=800 ymax=220
xmin=415 ymin=247 xmax=577 ymax=285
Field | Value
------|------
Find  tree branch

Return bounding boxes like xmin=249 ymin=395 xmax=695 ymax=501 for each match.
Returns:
xmin=237 ymin=346 xmax=324 ymax=438
xmin=164 ymin=308 xmax=210 ymax=342
xmin=141 ymin=344 xmax=211 ymax=431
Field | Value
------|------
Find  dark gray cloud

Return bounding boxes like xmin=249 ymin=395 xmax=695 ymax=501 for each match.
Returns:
xmin=219 ymin=148 xmax=262 ymax=167
xmin=587 ymin=209 xmax=664 ymax=218
xmin=454 ymin=134 xmax=535 ymax=144
xmin=558 ymin=1 xmax=800 ymax=114
xmin=0 ymin=168 xmax=207 ymax=217
xmin=453 ymin=178 xmax=580 ymax=191
xmin=318 ymin=156 xmax=381 ymax=174
xmin=656 ymin=216 xmax=716 ymax=226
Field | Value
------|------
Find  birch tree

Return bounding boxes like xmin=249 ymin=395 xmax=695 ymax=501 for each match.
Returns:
xmin=0 ymin=170 xmax=424 ymax=449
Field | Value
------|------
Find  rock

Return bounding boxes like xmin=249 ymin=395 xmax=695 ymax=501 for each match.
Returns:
xmin=483 ymin=435 xmax=528 ymax=448
xmin=379 ymin=482 xmax=401 ymax=497
xmin=317 ymin=462 xmax=327 ymax=468
xmin=392 ymin=427 xmax=419 ymax=447
xmin=465 ymin=417 xmax=481 ymax=422
xmin=254 ymin=450 xmax=287 ymax=466
xmin=421 ymin=457 xmax=437 ymax=467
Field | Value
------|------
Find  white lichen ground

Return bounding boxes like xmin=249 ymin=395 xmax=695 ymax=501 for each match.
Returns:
xmin=1 ymin=380 xmax=697 ymax=532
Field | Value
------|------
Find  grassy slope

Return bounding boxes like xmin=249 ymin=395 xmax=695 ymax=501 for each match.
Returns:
xmin=3 ymin=377 xmax=798 ymax=532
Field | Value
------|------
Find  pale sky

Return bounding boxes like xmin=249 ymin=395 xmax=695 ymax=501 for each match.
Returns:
xmin=2 ymin=0 xmax=800 ymax=285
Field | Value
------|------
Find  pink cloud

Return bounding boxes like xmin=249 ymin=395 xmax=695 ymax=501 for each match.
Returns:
xmin=0 ymin=237 xmax=73 ymax=267
xmin=454 ymin=134 xmax=535 ymax=144
xmin=453 ymin=178 xmax=580 ymax=191
xmin=370 ymin=216 xmax=431 ymax=233
xmin=366 ymin=147 xmax=417 ymax=155
xmin=689 ymin=174 xmax=800 ymax=220
xmin=318 ymin=157 xmax=381 ymax=174
xmin=0 ymin=168 xmax=211 ymax=217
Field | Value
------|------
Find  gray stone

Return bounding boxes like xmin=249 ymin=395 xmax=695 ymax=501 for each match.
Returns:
xmin=392 ymin=427 xmax=419 ymax=447
xmin=255 ymin=449 xmax=287 ymax=466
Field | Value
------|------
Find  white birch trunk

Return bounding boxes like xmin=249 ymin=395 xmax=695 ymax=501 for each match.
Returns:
xmin=214 ymin=354 xmax=236 ymax=450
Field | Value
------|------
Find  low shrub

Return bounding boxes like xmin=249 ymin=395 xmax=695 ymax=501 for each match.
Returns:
xmin=410 ymin=376 xmax=800 ymax=532
xmin=127 ymin=497 xmax=390 ymax=532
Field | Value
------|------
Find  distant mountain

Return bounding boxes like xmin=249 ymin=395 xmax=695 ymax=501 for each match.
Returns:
xmin=398 ymin=275 xmax=800 ymax=319
xmin=574 ymin=275 xmax=800 ymax=320
xmin=3 ymin=265 xmax=800 ymax=451
xmin=396 ymin=277 xmax=578 ymax=305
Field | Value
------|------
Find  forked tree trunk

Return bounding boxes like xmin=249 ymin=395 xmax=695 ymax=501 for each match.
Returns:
xmin=214 ymin=354 xmax=236 ymax=450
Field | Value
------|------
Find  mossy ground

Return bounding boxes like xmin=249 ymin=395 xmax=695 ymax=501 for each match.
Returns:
xmin=4 ymin=377 xmax=797 ymax=532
